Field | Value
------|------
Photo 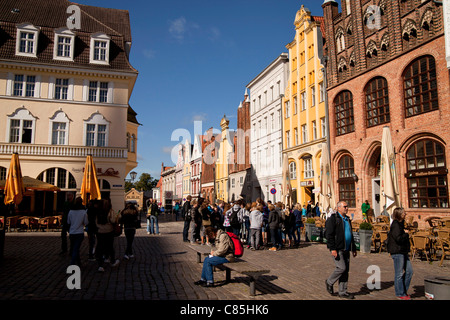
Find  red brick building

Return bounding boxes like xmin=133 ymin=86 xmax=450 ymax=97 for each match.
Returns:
xmin=322 ymin=0 xmax=450 ymax=224
xmin=200 ymin=127 xmax=218 ymax=203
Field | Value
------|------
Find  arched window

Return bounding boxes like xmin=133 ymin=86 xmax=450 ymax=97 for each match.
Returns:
xmin=0 ymin=166 xmax=6 ymax=180
xmin=334 ymin=90 xmax=354 ymax=136
xmin=338 ymin=155 xmax=356 ymax=208
xmin=404 ymin=55 xmax=438 ymax=117
xmin=406 ymin=139 xmax=448 ymax=208
xmin=37 ymin=167 xmax=76 ymax=189
xmin=365 ymin=77 xmax=390 ymax=127
xmin=289 ymin=161 xmax=297 ymax=180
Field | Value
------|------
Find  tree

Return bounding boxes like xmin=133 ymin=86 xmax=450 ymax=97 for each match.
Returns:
xmin=134 ymin=173 xmax=158 ymax=192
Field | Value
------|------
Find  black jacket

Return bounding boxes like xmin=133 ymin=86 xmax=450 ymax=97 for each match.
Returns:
xmin=387 ymin=220 xmax=410 ymax=255
xmin=325 ymin=213 xmax=356 ymax=252
xmin=268 ymin=210 xmax=280 ymax=229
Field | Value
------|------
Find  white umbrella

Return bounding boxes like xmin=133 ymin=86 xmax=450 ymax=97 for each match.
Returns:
xmin=380 ymin=126 xmax=400 ymax=222
xmin=320 ymin=142 xmax=335 ymax=213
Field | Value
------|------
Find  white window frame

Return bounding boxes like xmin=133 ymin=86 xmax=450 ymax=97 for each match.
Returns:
xmin=302 ymin=124 xmax=308 ymax=143
xmin=289 ymin=161 xmax=297 ymax=180
xmin=16 ymin=23 xmax=39 ymax=58
xmin=321 ymin=117 xmax=327 ymax=138
xmin=304 ymin=157 xmax=314 ymax=179
xmin=301 ymin=92 xmax=307 ymax=111
xmin=49 ymin=110 xmax=70 ymax=145
xmin=83 ymin=80 xmax=113 ymax=103
xmin=89 ymin=32 xmax=110 ymax=65
xmin=311 ymin=86 xmax=316 ymax=107
xmin=53 ymin=28 xmax=76 ymax=61
xmin=83 ymin=113 xmax=110 ymax=147
xmin=6 ymin=108 xmax=37 ymax=144
xmin=7 ymin=73 xmax=41 ymax=98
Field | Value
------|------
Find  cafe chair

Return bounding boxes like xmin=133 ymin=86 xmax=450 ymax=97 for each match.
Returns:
xmin=438 ymin=239 xmax=450 ymax=267
xmin=411 ymin=235 xmax=431 ymax=262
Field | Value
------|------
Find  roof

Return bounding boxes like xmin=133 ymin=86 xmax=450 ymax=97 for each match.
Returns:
xmin=0 ymin=0 xmax=137 ymax=72
xmin=127 ymin=105 xmax=141 ymax=125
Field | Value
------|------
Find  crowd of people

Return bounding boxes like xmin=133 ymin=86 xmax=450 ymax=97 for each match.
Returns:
xmin=62 ymin=194 xmax=139 ymax=272
xmin=179 ymin=196 xmax=324 ymax=252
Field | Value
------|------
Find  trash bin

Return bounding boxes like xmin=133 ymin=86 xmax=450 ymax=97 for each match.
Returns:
xmin=424 ymin=276 xmax=450 ymax=300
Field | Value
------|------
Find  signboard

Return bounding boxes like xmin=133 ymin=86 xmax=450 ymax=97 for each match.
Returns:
xmin=353 ymin=231 xmax=360 ymax=250
xmin=165 ymin=191 xmax=173 ymax=199
xmin=444 ymin=0 xmax=450 ymax=68
xmin=270 ymin=188 xmax=276 ymax=194
xmin=300 ymin=180 xmax=314 ymax=187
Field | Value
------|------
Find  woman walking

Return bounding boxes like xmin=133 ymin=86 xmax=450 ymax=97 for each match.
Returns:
xmin=387 ymin=207 xmax=414 ymax=300
xmin=119 ymin=202 xmax=139 ymax=260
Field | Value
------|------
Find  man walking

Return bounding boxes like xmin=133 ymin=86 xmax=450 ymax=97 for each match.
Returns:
xmin=182 ymin=195 xmax=192 ymax=242
xmin=325 ymin=201 xmax=357 ymax=299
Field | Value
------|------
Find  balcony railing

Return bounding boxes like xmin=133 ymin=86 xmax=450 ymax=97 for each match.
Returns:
xmin=0 ymin=143 xmax=128 ymax=159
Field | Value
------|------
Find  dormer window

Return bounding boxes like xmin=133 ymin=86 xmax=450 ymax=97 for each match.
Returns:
xmin=53 ymin=28 xmax=75 ymax=61
xmin=90 ymin=32 xmax=110 ymax=65
xmin=16 ymin=23 xmax=39 ymax=58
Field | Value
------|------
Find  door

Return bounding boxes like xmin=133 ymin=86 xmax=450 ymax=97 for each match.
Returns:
xmin=372 ymin=178 xmax=381 ymax=216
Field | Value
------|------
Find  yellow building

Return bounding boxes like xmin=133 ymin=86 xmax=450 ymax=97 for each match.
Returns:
xmin=0 ymin=1 xmax=139 ymax=214
xmin=282 ymin=5 xmax=326 ymax=207
xmin=215 ymin=116 xmax=233 ymax=202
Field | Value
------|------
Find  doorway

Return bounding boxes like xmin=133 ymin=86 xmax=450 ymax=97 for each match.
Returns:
xmin=372 ymin=178 xmax=381 ymax=216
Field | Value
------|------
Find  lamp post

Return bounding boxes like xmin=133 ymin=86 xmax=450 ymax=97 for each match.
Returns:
xmin=130 ymin=171 xmax=137 ymax=182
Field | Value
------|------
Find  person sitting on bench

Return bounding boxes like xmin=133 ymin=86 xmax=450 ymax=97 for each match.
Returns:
xmin=194 ymin=227 xmax=235 ymax=287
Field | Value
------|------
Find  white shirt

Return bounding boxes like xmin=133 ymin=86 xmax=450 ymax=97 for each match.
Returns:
xmin=67 ymin=209 xmax=88 ymax=235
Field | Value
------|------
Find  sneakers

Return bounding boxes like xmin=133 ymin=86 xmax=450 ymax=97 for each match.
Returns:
xmin=269 ymin=247 xmax=277 ymax=251
xmin=97 ymin=267 xmax=105 ymax=273
xmin=123 ymin=255 xmax=129 ymax=260
xmin=111 ymin=259 xmax=120 ymax=267
xmin=339 ymin=293 xmax=355 ymax=300
xmin=397 ymin=295 xmax=411 ymax=300
xmin=194 ymin=280 xmax=206 ymax=286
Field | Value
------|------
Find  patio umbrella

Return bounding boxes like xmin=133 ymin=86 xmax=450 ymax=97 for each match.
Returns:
xmin=281 ymin=153 xmax=292 ymax=207
xmin=380 ymin=126 xmax=400 ymax=221
xmin=80 ymin=155 xmax=101 ymax=205
xmin=320 ymin=142 xmax=335 ymax=212
xmin=3 ymin=153 xmax=25 ymax=206
xmin=0 ymin=176 xmax=60 ymax=192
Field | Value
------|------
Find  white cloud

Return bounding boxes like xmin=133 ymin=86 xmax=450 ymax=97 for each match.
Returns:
xmin=142 ymin=49 xmax=156 ymax=59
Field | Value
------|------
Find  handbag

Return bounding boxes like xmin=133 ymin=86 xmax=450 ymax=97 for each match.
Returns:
xmin=113 ymin=223 xmax=122 ymax=237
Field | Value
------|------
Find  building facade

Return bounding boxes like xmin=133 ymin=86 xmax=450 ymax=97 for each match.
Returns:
xmin=322 ymin=0 xmax=450 ymax=223
xmin=215 ymin=116 xmax=234 ymax=202
xmin=0 ymin=0 xmax=139 ymax=213
xmin=282 ymin=6 xmax=327 ymax=207
xmin=190 ymin=134 xmax=203 ymax=200
xmin=248 ymin=54 xmax=289 ymax=203
xmin=201 ymin=127 xmax=218 ymax=203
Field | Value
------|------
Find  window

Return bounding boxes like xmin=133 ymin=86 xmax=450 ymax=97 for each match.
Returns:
xmin=16 ymin=23 xmax=39 ymax=57
xmin=87 ymin=81 xmax=110 ymax=103
xmin=302 ymin=124 xmax=308 ymax=143
xmin=285 ymin=100 xmax=290 ymax=118
xmin=293 ymin=96 xmax=298 ymax=115
xmin=13 ymin=75 xmax=37 ymax=97
xmin=37 ymin=168 xmax=76 ymax=190
xmin=294 ymin=128 xmax=298 ymax=146
xmin=52 ymin=122 xmax=66 ymax=145
xmin=338 ymin=155 xmax=356 ymax=207
xmin=334 ymin=90 xmax=354 ymax=136
xmin=311 ymin=86 xmax=316 ymax=107
xmin=312 ymin=121 xmax=317 ymax=140
xmin=7 ymin=108 xmax=36 ymax=144
xmin=321 ymin=117 xmax=327 ymax=138
xmin=406 ymin=139 xmax=448 ymax=208
xmin=286 ymin=130 xmax=291 ymax=148
xmin=319 ymin=82 xmax=325 ymax=103
xmin=366 ymin=77 xmax=390 ymax=127
xmin=301 ymin=92 xmax=307 ymax=111
xmin=90 ymin=32 xmax=110 ymax=65
xmin=55 ymin=79 xmax=69 ymax=100
xmin=404 ymin=56 xmax=438 ymax=117
xmin=53 ymin=28 xmax=75 ymax=61
xmin=289 ymin=161 xmax=297 ymax=180
xmin=84 ymin=113 xmax=109 ymax=147
xmin=304 ymin=157 xmax=314 ymax=179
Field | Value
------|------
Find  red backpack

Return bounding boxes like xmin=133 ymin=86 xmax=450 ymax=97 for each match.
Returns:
xmin=226 ymin=231 xmax=244 ymax=257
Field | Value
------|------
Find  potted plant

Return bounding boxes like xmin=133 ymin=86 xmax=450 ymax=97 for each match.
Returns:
xmin=358 ymin=221 xmax=373 ymax=253
xmin=304 ymin=218 xmax=316 ymax=242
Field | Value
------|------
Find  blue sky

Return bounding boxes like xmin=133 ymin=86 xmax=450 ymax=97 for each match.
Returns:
xmin=78 ymin=0 xmax=325 ymax=179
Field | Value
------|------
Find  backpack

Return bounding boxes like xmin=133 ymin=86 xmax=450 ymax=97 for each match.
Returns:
xmin=226 ymin=231 xmax=244 ymax=257
xmin=229 ymin=207 xmax=240 ymax=228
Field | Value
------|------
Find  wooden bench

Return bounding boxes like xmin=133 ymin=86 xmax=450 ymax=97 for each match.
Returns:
xmin=219 ymin=259 xmax=270 ymax=296
xmin=186 ymin=244 xmax=270 ymax=296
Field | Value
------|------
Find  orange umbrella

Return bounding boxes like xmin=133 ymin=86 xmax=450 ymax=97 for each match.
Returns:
xmin=80 ymin=155 xmax=101 ymax=205
xmin=4 ymin=153 xmax=25 ymax=205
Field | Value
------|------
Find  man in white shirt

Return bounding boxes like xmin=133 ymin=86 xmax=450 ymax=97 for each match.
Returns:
xmin=67 ymin=197 xmax=88 ymax=266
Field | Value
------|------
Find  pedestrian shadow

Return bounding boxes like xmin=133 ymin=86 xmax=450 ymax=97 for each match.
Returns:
xmin=353 ymin=281 xmax=394 ymax=297
xmin=215 ymin=275 xmax=290 ymax=296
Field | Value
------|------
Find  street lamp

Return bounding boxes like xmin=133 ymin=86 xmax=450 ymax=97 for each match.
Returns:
xmin=130 ymin=171 xmax=137 ymax=182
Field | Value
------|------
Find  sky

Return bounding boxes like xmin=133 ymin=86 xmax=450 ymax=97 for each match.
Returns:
xmin=77 ymin=0 xmax=327 ymax=180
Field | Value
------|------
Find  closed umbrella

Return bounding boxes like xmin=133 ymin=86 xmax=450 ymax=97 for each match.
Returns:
xmin=80 ymin=155 xmax=101 ymax=205
xmin=4 ymin=153 xmax=25 ymax=206
xmin=282 ymin=153 xmax=292 ymax=207
xmin=320 ymin=142 xmax=335 ymax=213
xmin=380 ymin=126 xmax=400 ymax=221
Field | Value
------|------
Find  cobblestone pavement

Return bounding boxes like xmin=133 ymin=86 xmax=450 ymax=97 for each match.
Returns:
xmin=0 ymin=214 xmax=448 ymax=305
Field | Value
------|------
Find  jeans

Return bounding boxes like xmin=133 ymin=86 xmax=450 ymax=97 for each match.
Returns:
xmin=147 ymin=215 xmax=159 ymax=234
xmin=201 ymin=255 xmax=229 ymax=283
xmin=69 ymin=233 xmax=84 ymax=266
xmin=392 ymin=253 xmax=414 ymax=297
xmin=96 ymin=232 xmax=116 ymax=267
xmin=327 ymin=250 xmax=351 ymax=295
xmin=124 ymin=228 xmax=136 ymax=256
xmin=249 ymin=228 xmax=261 ymax=249
xmin=294 ymin=222 xmax=302 ymax=244
xmin=183 ymin=220 xmax=191 ymax=241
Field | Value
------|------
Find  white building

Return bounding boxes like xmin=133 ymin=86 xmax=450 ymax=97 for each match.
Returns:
xmin=247 ymin=53 xmax=289 ymax=203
